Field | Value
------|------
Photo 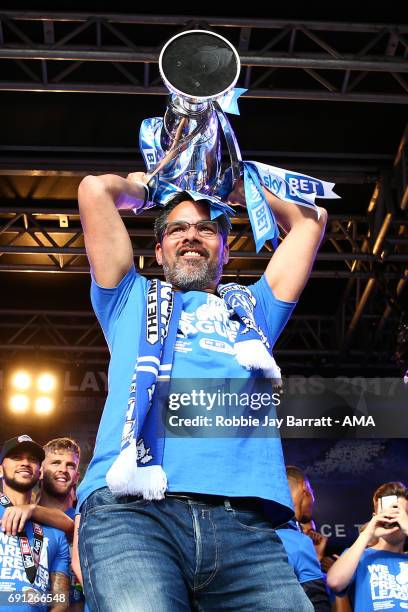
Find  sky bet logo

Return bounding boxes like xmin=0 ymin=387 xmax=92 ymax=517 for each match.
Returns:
xmin=285 ymin=173 xmax=324 ymax=197
xmin=253 ymin=202 xmax=271 ymax=238
xmin=261 ymin=175 xmax=284 ymax=195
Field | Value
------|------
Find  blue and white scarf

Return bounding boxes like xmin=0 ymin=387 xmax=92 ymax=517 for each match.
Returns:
xmin=106 ymin=280 xmax=280 ymax=499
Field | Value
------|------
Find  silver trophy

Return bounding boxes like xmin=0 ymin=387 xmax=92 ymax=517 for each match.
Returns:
xmin=145 ymin=30 xmax=243 ymax=199
xmin=138 ymin=29 xmax=338 ymax=250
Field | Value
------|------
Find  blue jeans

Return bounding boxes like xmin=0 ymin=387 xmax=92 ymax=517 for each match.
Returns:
xmin=79 ymin=487 xmax=313 ymax=612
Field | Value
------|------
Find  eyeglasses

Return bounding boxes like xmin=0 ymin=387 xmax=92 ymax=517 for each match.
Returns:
xmin=163 ymin=220 xmax=220 ymax=240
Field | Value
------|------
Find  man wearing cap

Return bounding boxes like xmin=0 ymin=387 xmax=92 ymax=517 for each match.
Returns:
xmin=0 ymin=435 xmax=70 ymax=611
xmin=1 ymin=439 xmax=74 ymax=540
xmin=73 ymin=171 xmax=327 ymax=610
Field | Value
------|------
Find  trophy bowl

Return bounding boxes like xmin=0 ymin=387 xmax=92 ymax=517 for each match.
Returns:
xmin=159 ymin=30 xmax=241 ymax=102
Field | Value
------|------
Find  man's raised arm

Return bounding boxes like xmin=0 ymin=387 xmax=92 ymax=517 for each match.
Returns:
xmin=228 ymin=180 xmax=327 ymax=302
xmin=262 ymin=193 xmax=327 ymax=302
xmin=327 ymin=511 xmax=400 ymax=593
xmin=77 ymin=173 xmax=147 ymax=287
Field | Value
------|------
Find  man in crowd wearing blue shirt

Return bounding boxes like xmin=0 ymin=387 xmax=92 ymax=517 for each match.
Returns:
xmin=277 ymin=466 xmax=330 ymax=611
xmin=73 ymin=171 xmax=327 ymax=611
xmin=39 ymin=438 xmax=84 ymax=611
xmin=327 ymin=481 xmax=408 ymax=611
xmin=0 ymin=435 xmax=70 ymax=611
xmin=39 ymin=438 xmax=80 ymax=521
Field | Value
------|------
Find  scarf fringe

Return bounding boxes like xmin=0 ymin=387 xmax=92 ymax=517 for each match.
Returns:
xmin=234 ymin=339 xmax=281 ymax=380
xmin=131 ymin=465 xmax=168 ymax=500
xmin=106 ymin=441 xmax=167 ymax=499
xmin=106 ymin=441 xmax=140 ymax=496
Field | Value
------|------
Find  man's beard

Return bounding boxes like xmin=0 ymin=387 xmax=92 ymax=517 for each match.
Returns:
xmin=3 ymin=471 xmax=39 ymax=493
xmin=42 ymin=471 xmax=71 ymax=499
xmin=162 ymin=252 xmax=223 ymax=291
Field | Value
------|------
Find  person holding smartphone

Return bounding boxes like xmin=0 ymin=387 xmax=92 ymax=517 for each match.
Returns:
xmin=327 ymin=481 xmax=408 ymax=611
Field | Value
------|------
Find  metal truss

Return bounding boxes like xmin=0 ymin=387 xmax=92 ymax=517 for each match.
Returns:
xmin=0 ymin=12 xmax=407 ymax=103
xmin=337 ymin=125 xmax=408 ymax=358
xmin=0 ymin=206 xmax=406 ymax=276
xmin=0 ymin=138 xmax=406 ymax=368
xmin=0 ymin=308 xmax=397 ymax=371
xmin=0 ymin=195 xmax=405 ymax=369
xmin=0 ymin=309 xmax=107 ymax=360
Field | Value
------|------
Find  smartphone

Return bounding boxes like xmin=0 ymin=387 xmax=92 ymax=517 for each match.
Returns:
xmin=379 ymin=495 xmax=398 ymax=528
xmin=379 ymin=495 xmax=398 ymax=511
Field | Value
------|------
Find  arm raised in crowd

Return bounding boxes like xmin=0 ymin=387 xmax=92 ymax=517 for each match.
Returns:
xmin=327 ymin=510 xmax=400 ymax=592
xmin=78 ymin=172 xmax=148 ymax=288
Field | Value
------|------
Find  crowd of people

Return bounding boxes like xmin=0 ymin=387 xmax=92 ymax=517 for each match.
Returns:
xmin=0 ymin=434 xmax=407 ymax=611
xmin=0 ymin=436 xmax=83 ymax=611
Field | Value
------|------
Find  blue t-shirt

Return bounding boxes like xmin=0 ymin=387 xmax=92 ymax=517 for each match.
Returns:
xmin=276 ymin=523 xmax=324 ymax=584
xmin=64 ymin=507 xmax=75 ymax=520
xmin=77 ymin=268 xmax=296 ymax=518
xmin=345 ymin=548 xmax=408 ymax=612
xmin=0 ymin=507 xmax=70 ymax=612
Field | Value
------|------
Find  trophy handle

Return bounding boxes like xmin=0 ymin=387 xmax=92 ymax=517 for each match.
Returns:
xmin=213 ymin=101 xmax=243 ymax=191
xmin=145 ymin=104 xmax=212 ymax=184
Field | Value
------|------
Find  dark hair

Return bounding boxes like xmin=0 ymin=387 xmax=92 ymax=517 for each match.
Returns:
xmin=43 ymin=437 xmax=80 ymax=461
xmin=154 ymin=191 xmax=230 ymax=244
xmin=373 ymin=481 xmax=408 ymax=510
xmin=286 ymin=465 xmax=307 ymax=484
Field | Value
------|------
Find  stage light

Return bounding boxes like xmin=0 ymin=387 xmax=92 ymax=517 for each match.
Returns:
xmin=9 ymin=394 xmax=30 ymax=413
xmin=11 ymin=370 xmax=32 ymax=391
xmin=37 ymin=372 xmax=57 ymax=393
xmin=6 ymin=366 xmax=60 ymax=417
xmin=34 ymin=397 xmax=54 ymax=415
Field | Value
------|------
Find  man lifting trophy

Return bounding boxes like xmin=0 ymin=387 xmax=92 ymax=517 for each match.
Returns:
xmin=74 ymin=28 xmax=336 ymax=611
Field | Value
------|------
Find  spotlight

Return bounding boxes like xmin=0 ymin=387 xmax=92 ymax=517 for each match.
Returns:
xmin=6 ymin=366 xmax=60 ymax=417
xmin=11 ymin=371 xmax=32 ymax=391
xmin=37 ymin=372 xmax=57 ymax=393
xmin=9 ymin=394 xmax=30 ymax=413
xmin=34 ymin=397 xmax=54 ymax=415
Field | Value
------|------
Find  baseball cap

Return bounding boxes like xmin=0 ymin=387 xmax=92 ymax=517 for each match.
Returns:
xmin=0 ymin=435 xmax=45 ymax=464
